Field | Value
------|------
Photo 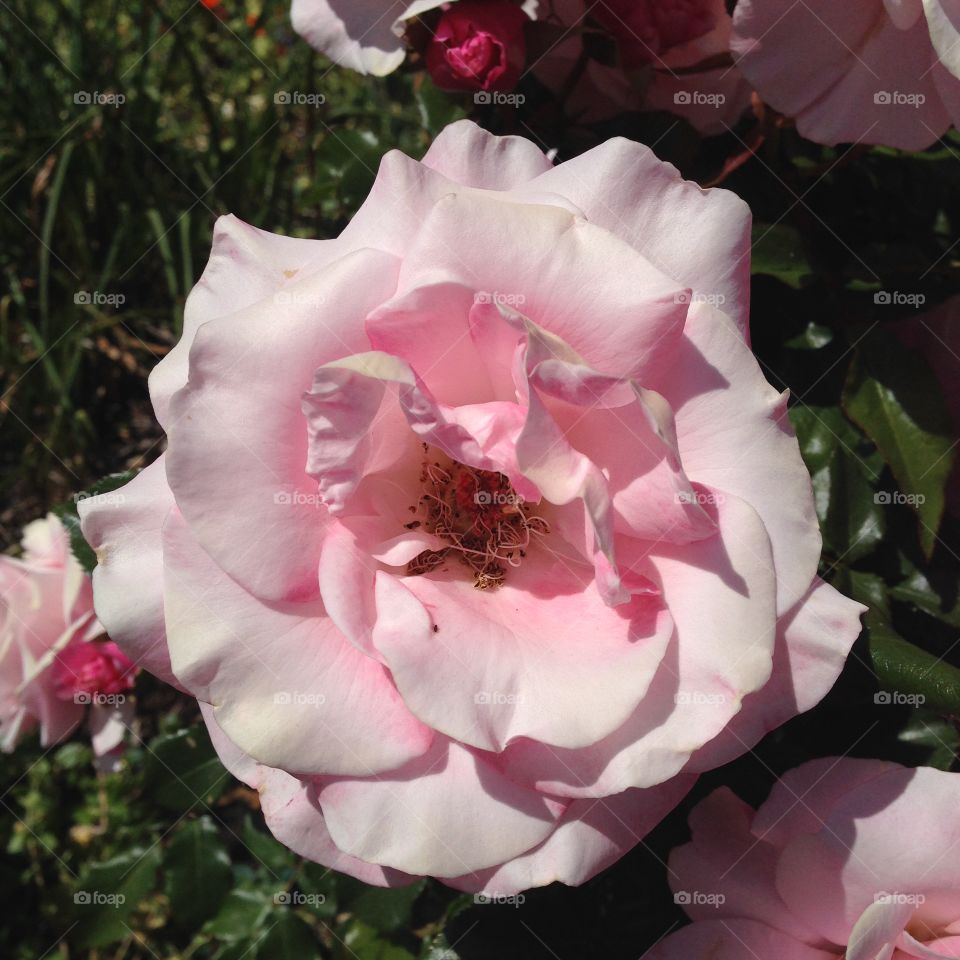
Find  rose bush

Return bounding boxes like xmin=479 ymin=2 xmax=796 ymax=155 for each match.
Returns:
xmin=0 ymin=514 xmax=136 ymax=759
xmin=651 ymin=758 xmax=960 ymax=959
xmin=732 ymin=0 xmax=960 ymax=149
xmin=79 ymin=120 xmax=863 ymax=894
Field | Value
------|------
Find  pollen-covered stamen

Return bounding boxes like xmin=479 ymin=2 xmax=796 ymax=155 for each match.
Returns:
xmin=406 ymin=446 xmax=549 ymax=589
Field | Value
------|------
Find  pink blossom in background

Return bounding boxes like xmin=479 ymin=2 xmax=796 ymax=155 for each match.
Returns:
xmin=80 ymin=121 xmax=863 ymax=894
xmin=650 ymin=758 xmax=960 ymax=960
xmin=0 ymin=514 xmax=136 ymax=760
xmin=593 ymin=0 xmax=717 ymax=68
xmin=732 ymin=0 xmax=960 ymax=149
xmin=426 ymin=1 xmax=528 ymax=92
xmin=534 ymin=0 xmax=751 ymax=136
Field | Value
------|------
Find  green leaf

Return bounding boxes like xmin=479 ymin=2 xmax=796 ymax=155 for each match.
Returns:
xmin=814 ymin=446 xmax=886 ymax=562
xmin=897 ymin=711 xmax=960 ymax=770
xmin=164 ymin=817 xmax=232 ymax=930
xmin=71 ymin=846 xmax=161 ymax=948
xmin=751 ymin=223 xmax=813 ymax=289
xmin=868 ymin=625 xmax=960 ymax=716
xmin=205 ymin=889 xmax=271 ymax=942
xmin=421 ymin=931 xmax=463 ymax=960
xmin=242 ymin=815 xmax=296 ymax=875
xmin=144 ymin=726 xmax=230 ymax=814
xmin=54 ymin=471 xmax=136 ymax=572
xmin=256 ymin=912 xmax=320 ymax=960
xmin=345 ymin=878 xmax=427 ymax=934
xmin=891 ymin=567 xmax=960 ymax=628
xmin=342 ymin=920 xmax=416 ymax=960
xmin=843 ymin=328 xmax=957 ymax=557
xmin=785 ymin=321 xmax=834 ymax=350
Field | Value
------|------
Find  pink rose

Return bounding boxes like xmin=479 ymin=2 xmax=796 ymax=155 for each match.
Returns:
xmin=651 ymin=758 xmax=960 ymax=959
xmin=80 ymin=121 xmax=862 ymax=894
xmin=0 ymin=515 xmax=137 ymax=762
xmin=426 ymin=1 xmax=528 ymax=92
xmin=534 ymin=0 xmax=751 ymax=136
xmin=732 ymin=0 xmax=960 ymax=149
xmin=0 ymin=515 xmax=123 ymax=754
xmin=53 ymin=640 xmax=136 ymax=700
xmin=594 ymin=0 xmax=717 ymax=67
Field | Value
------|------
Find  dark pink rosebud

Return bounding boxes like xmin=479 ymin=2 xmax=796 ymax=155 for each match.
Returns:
xmin=426 ymin=1 xmax=527 ymax=92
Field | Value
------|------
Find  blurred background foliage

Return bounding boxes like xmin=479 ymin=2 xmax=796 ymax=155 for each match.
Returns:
xmin=2 ymin=0 xmax=960 ymax=957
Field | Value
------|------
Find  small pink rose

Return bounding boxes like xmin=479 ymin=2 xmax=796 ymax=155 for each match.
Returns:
xmin=651 ymin=758 xmax=960 ymax=960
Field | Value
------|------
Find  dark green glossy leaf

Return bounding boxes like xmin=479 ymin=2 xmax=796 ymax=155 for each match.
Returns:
xmin=750 ymin=223 xmax=813 ymax=289
xmin=164 ymin=817 xmax=232 ymax=930
xmin=205 ymin=888 xmax=271 ymax=942
xmin=71 ymin=847 xmax=161 ymax=948
xmin=843 ymin=329 xmax=957 ymax=557
xmin=144 ymin=726 xmax=230 ymax=813
xmin=256 ymin=911 xmax=320 ymax=960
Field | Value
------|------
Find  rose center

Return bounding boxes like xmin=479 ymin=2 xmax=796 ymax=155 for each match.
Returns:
xmin=445 ymin=30 xmax=502 ymax=82
xmin=405 ymin=447 xmax=548 ymax=590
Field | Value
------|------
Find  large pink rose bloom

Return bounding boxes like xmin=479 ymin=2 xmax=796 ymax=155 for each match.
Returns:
xmin=651 ymin=758 xmax=960 ymax=960
xmin=79 ymin=121 xmax=863 ymax=894
xmin=732 ymin=0 xmax=960 ymax=149
xmin=0 ymin=514 xmax=135 ymax=756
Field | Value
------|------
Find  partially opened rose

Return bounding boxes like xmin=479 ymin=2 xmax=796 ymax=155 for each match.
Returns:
xmin=651 ymin=758 xmax=960 ymax=959
xmin=80 ymin=120 xmax=863 ymax=894
xmin=1 ymin=514 xmax=136 ymax=759
xmin=732 ymin=0 xmax=960 ymax=149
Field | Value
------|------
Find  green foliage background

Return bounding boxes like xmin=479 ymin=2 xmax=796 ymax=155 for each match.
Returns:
xmin=2 ymin=0 xmax=959 ymax=957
